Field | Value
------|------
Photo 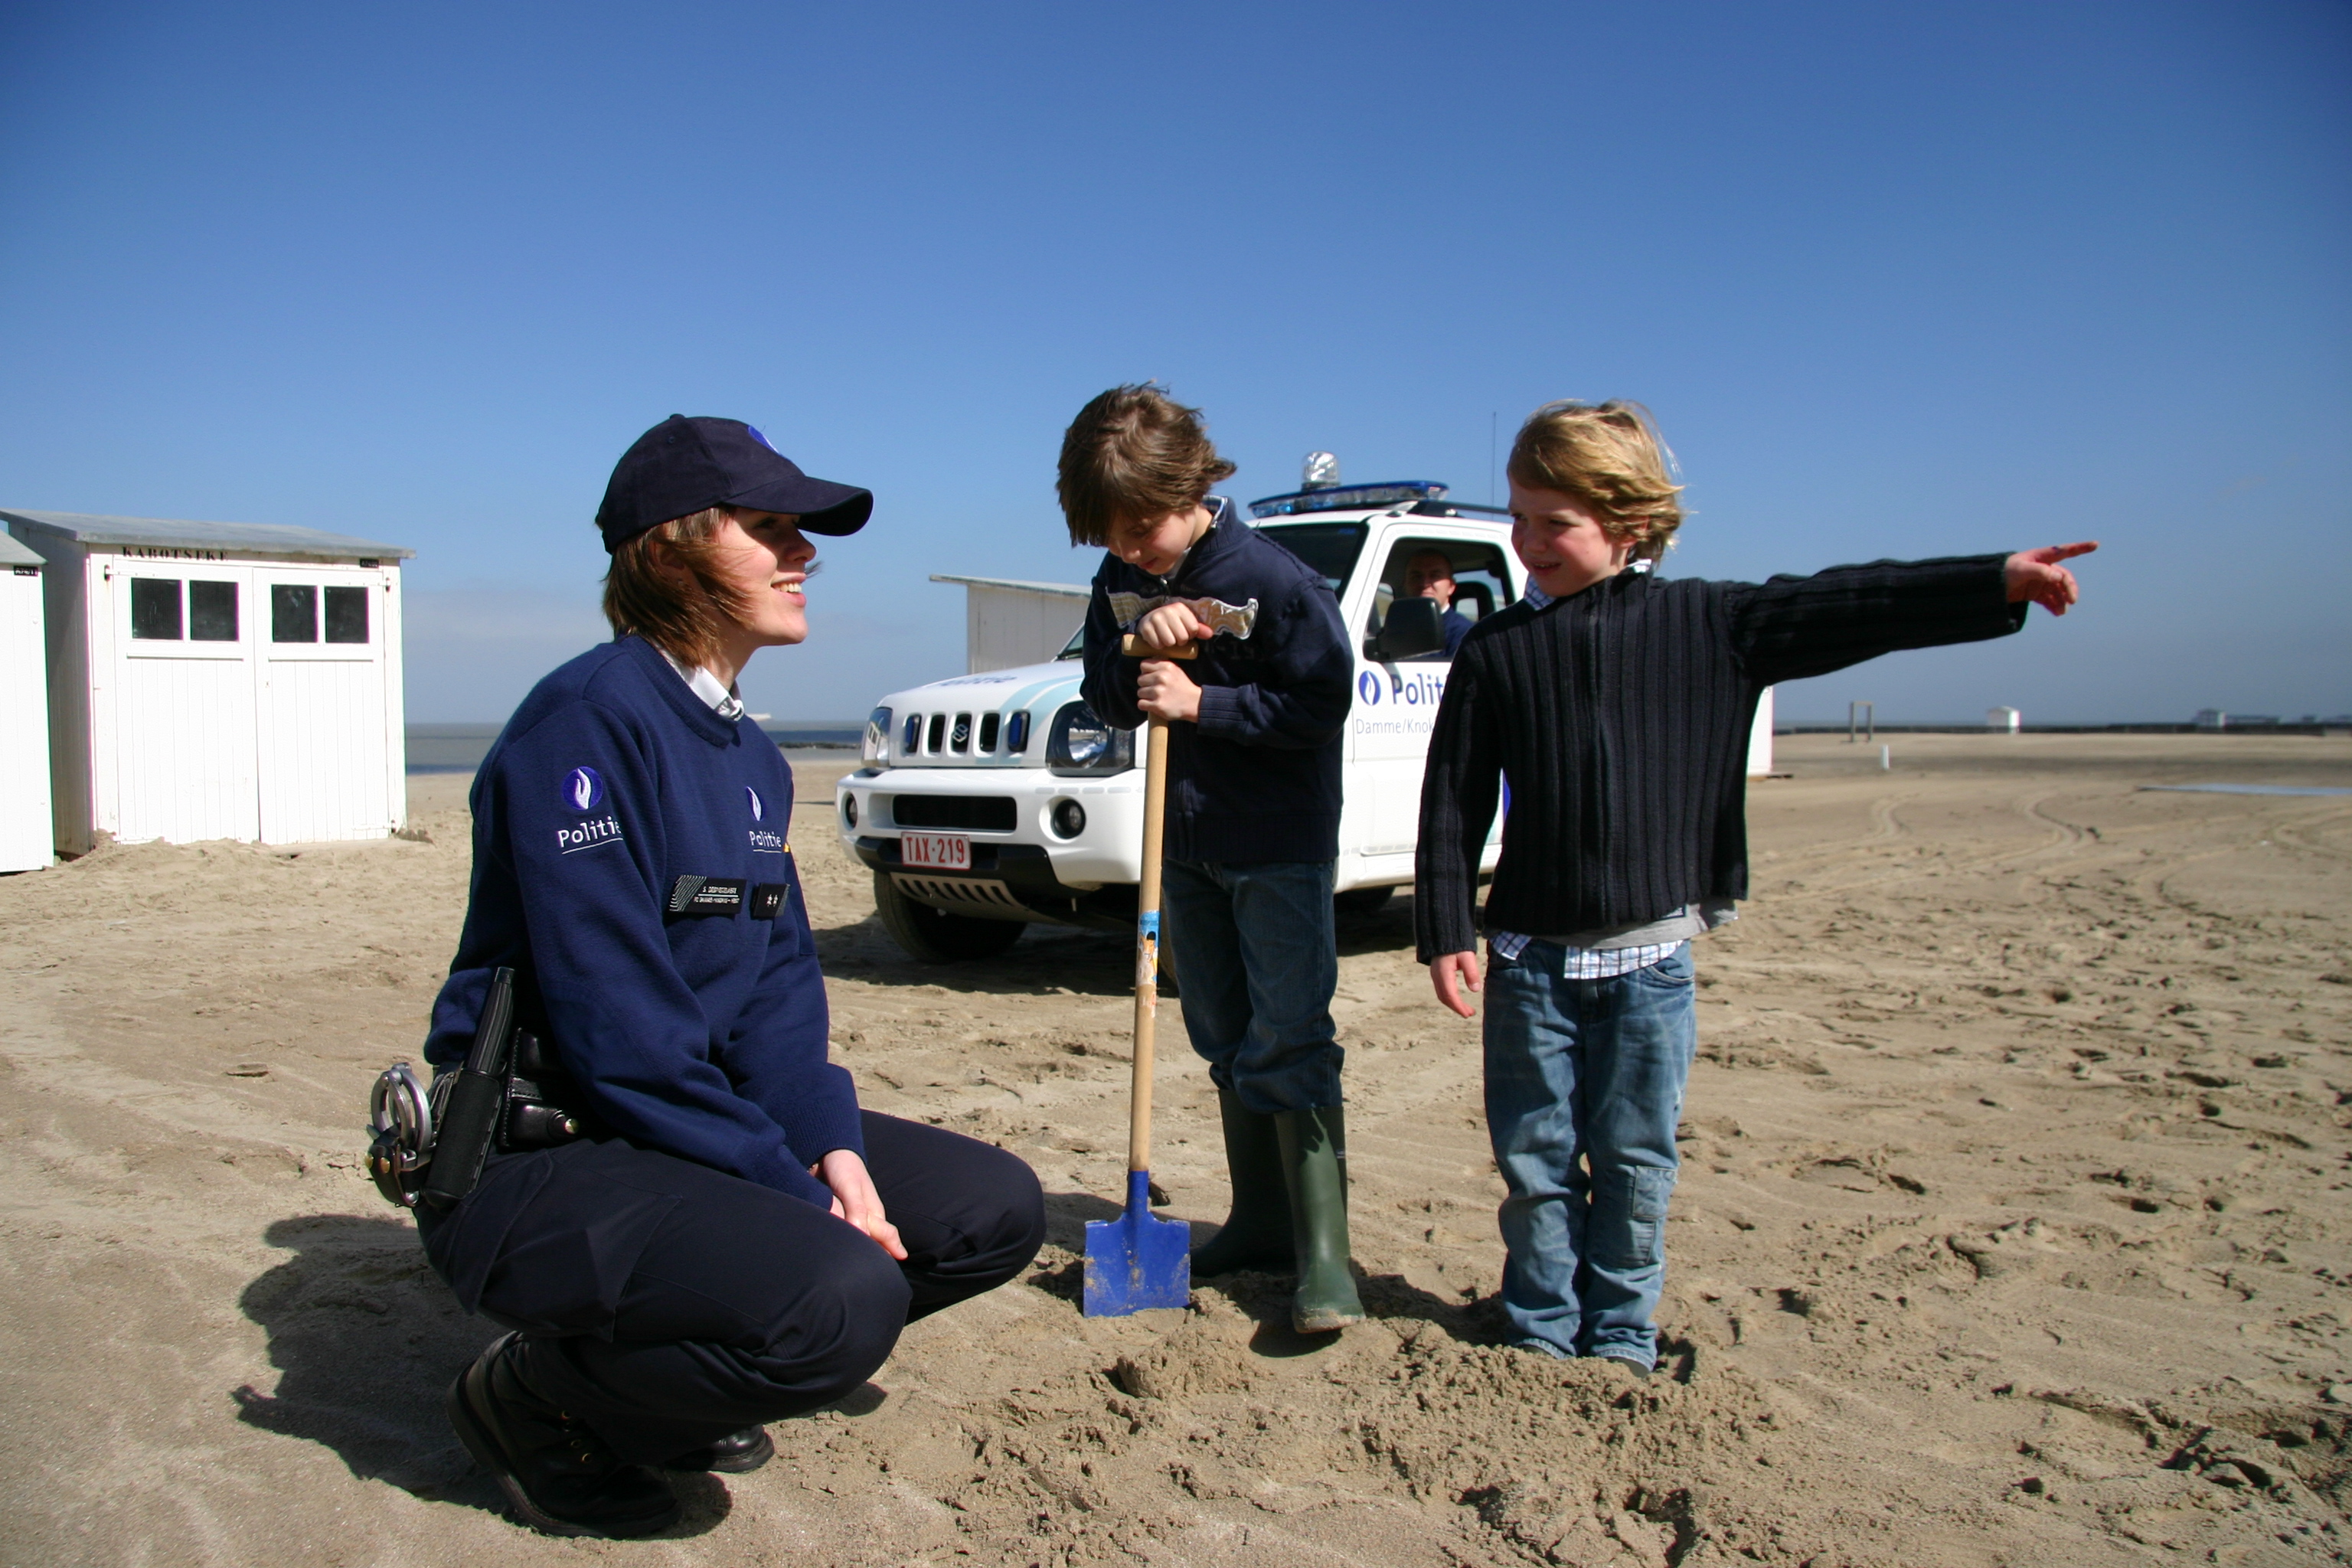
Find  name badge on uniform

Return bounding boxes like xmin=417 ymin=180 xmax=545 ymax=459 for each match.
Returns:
xmin=750 ymin=884 xmax=789 ymax=920
xmin=667 ymin=875 xmax=746 ymax=917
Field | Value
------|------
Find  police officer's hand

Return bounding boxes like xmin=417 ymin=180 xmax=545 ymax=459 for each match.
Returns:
xmin=815 ymin=1149 xmax=908 ymax=1259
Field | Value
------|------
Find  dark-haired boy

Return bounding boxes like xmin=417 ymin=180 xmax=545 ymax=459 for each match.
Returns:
xmin=1058 ymin=384 xmax=1363 ymax=1332
xmin=1417 ymin=398 xmax=2096 ymax=1375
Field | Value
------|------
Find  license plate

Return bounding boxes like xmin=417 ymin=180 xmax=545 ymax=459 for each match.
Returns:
xmin=900 ymin=832 xmax=970 ymax=871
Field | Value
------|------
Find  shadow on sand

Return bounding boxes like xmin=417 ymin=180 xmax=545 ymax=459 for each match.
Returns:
xmin=233 ymin=1214 xmax=731 ymax=1536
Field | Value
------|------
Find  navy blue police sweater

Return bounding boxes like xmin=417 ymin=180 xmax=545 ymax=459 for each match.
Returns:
xmin=425 ymin=634 xmax=856 ymax=1210
xmin=1080 ymin=499 xmax=1354 ymax=864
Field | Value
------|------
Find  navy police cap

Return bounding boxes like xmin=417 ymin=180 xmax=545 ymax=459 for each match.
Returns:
xmin=596 ymin=414 xmax=873 ymax=550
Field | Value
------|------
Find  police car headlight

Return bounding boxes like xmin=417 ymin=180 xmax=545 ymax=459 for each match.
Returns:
xmin=863 ymin=707 xmax=892 ymax=763
xmin=1046 ymin=701 xmax=1133 ymax=775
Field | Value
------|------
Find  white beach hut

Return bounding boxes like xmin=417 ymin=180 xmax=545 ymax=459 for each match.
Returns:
xmin=1 ymin=509 xmax=414 ymax=854
xmin=0 ymin=531 xmax=54 ymax=872
xmin=929 ymin=573 xmax=1090 ymax=674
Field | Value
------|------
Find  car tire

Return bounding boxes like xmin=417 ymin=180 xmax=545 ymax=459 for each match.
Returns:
xmin=1334 ymin=885 xmax=1394 ymax=917
xmin=873 ymin=872 xmax=1027 ymax=962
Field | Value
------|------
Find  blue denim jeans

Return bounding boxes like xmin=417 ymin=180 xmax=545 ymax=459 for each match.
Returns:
xmin=1161 ymin=858 xmax=1341 ymax=1114
xmin=1483 ymin=940 xmax=1697 ymax=1368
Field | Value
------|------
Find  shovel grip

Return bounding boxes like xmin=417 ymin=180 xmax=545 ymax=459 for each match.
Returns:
xmin=1120 ymin=634 xmax=1198 ymax=660
xmin=1128 ymin=714 xmax=1171 ymax=1174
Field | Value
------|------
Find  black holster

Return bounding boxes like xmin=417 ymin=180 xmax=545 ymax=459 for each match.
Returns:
xmin=501 ymin=1031 xmax=603 ymax=1152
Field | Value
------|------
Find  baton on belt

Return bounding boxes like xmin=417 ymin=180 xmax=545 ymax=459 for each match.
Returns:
xmin=420 ymin=966 xmax=518 ymax=1212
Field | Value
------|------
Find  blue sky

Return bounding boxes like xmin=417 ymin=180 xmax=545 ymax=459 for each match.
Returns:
xmin=2 ymin=1 xmax=2344 ymax=723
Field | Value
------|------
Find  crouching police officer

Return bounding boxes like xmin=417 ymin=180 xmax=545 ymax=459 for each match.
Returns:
xmin=413 ymin=416 xmax=1045 ymax=1538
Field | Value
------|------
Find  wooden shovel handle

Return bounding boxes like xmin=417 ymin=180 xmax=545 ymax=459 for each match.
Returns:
xmin=1128 ymin=714 xmax=1170 ymax=1174
xmin=1119 ymin=635 xmax=1198 ymax=660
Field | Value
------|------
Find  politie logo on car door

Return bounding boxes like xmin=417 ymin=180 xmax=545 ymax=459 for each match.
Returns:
xmin=1357 ymin=671 xmax=1383 ymax=705
xmin=565 ymin=766 xmax=606 ymax=811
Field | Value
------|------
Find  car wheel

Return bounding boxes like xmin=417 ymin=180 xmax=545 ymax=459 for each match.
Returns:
xmin=1334 ymin=885 xmax=1393 ymax=917
xmin=873 ymin=872 xmax=1027 ymax=962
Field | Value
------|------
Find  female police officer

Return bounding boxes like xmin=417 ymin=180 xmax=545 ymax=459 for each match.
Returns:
xmin=417 ymin=416 xmax=1045 ymax=1537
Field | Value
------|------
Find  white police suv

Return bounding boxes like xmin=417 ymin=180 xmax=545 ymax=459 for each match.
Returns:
xmin=837 ymin=473 xmax=1519 ymax=962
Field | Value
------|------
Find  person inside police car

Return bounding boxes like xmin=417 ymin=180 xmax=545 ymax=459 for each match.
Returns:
xmin=1404 ymin=547 xmax=1474 ymax=658
xmin=416 ymin=416 xmax=1044 ymax=1539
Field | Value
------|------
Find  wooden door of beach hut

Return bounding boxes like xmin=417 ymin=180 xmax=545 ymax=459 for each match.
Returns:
xmin=0 ymin=510 xmax=413 ymax=854
xmin=104 ymin=559 xmax=261 ymax=844
xmin=251 ymin=562 xmax=400 ymax=843
xmin=0 ymin=532 xmax=53 ymax=871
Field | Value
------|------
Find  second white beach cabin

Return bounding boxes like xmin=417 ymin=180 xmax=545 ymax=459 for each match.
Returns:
xmin=0 ymin=531 xmax=53 ymax=872
xmin=1 ymin=509 xmax=414 ymax=854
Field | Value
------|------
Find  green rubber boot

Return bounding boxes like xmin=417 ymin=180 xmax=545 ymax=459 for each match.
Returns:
xmin=1274 ymin=1105 xmax=1366 ymax=1333
xmin=1189 ymin=1088 xmax=1294 ymax=1276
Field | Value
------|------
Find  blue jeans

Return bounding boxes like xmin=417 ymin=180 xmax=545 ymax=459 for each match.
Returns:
xmin=1483 ymin=940 xmax=1697 ymax=1368
xmin=1161 ymin=858 xmax=1341 ymax=1114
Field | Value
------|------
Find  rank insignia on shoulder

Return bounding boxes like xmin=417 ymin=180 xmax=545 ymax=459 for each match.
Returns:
xmin=750 ymin=884 xmax=789 ymax=920
xmin=667 ymin=874 xmax=746 ymax=917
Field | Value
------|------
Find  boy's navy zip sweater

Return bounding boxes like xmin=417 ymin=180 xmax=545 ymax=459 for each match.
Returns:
xmin=1080 ymin=498 xmax=1354 ymax=864
xmin=1414 ymin=555 xmax=2027 ymax=962
xmin=425 ymin=634 xmax=857 ymax=1210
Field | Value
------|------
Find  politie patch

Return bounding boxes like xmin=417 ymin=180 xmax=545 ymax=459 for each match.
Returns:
xmin=558 ymin=814 xmax=623 ymax=854
xmin=564 ymin=766 xmax=606 ymax=812
xmin=746 ymin=786 xmax=764 ymax=822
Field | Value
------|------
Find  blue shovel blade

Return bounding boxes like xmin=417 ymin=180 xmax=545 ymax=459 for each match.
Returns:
xmin=1083 ymin=1170 xmax=1191 ymax=1316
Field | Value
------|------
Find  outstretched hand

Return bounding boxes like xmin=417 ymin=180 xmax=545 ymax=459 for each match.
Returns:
xmin=817 ymin=1148 xmax=907 ymax=1259
xmin=2004 ymin=541 xmax=2098 ymax=617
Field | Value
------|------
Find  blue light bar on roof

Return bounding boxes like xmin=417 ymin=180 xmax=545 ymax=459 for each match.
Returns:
xmin=1246 ymin=481 xmax=1449 ymax=519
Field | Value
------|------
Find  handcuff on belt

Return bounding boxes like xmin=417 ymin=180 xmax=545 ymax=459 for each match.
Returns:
xmin=367 ymin=969 xmax=597 ymax=1210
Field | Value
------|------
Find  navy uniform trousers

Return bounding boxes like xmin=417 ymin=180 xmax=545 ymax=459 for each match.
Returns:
xmin=420 ymin=1111 xmax=1044 ymax=1465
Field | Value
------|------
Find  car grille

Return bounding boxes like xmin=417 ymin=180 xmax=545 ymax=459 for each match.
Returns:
xmin=893 ymin=874 xmax=1025 ymax=910
xmin=893 ymin=708 xmax=1031 ymax=763
xmin=892 ymin=795 xmax=1018 ymax=831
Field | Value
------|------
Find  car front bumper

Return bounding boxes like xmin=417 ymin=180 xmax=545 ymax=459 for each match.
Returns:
xmin=835 ymin=765 xmax=1146 ymax=929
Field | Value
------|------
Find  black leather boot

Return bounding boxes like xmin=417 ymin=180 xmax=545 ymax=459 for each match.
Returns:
xmin=1188 ymin=1088 xmax=1294 ymax=1276
xmin=664 ymin=1426 xmax=775 ymax=1474
xmin=1274 ymin=1105 xmax=1365 ymax=1333
xmin=446 ymin=1334 xmax=681 ymax=1538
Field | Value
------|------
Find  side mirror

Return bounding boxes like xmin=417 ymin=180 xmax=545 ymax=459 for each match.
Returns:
xmin=1374 ymin=596 xmax=1446 ymax=660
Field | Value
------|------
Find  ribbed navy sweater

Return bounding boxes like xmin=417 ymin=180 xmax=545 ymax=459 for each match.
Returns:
xmin=1080 ymin=501 xmax=1354 ymax=863
xmin=425 ymin=635 xmax=857 ymax=1210
xmin=1414 ymin=555 xmax=2026 ymax=962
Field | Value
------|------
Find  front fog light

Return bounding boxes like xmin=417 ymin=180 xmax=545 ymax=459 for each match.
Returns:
xmin=1050 ymin=799 xmax=1086 ymax=838
xmin=843 ymin=794 xmax=859 ymax=829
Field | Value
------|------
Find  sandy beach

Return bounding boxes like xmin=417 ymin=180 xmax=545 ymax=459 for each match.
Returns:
xmin=2 ymin=731 xmax=2347 ymax=1566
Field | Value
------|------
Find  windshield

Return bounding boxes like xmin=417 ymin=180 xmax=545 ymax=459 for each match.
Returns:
xmin=1255 ymin=521 xmax=1369 ymax=596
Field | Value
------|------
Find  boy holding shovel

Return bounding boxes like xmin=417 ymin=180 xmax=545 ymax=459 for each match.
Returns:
xmin=1060 ymin=384 xmax=1363 ymax=1331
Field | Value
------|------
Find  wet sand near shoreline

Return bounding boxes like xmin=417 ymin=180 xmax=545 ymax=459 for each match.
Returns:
xmin=1 ymin=733 xmax=2347 ymax=1565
